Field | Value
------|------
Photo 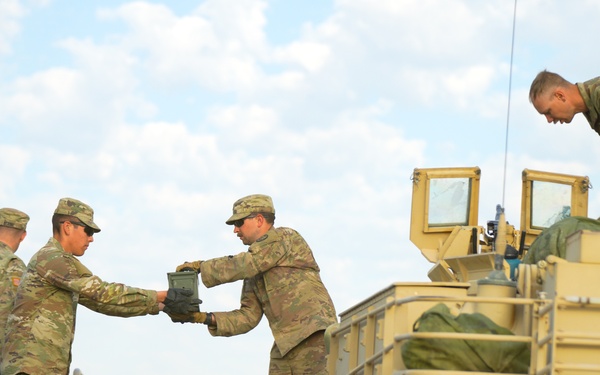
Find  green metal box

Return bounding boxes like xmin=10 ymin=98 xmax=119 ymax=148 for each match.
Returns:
xmin=167 ymin=271 xmax=201 ymax=311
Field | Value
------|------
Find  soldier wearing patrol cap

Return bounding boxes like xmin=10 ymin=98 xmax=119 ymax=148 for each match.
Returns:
xmin=53 ymin=197 xmax=102 ymax=234
xmin=1 ymin=198 xmax=198 ymax=375
xmin=173 ymin=194 xmax=337 ymax=375
xmin=0 ymin=207 xmax=30 ymax=347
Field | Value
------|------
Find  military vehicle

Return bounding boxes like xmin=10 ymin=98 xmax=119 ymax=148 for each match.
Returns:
xmin=326 ymin=166 xmax=600 ymax=375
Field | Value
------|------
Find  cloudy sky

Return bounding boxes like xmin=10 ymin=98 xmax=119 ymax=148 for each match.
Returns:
xmin=2 ymin=0 xmax=600 ymax=374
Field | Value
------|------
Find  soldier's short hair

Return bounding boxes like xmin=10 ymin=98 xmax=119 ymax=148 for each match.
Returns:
xmin=52 ymin=214 xmax=86 ymax=235
xmin=529 ymin=70 xmax=571 ymax=102
xmin=258 ymin=212 xmax=276 ymax=224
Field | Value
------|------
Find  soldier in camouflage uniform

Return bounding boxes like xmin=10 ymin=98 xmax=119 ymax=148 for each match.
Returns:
xmin=173 ymin=194 xmax=337 ymax=375
xmin=0 ymin=208 xmax=30 ymax=349
xmin=1 ymin=197 xmax=196 ymax=375
xmin=530 ymin=70 xmax=600 ymax=135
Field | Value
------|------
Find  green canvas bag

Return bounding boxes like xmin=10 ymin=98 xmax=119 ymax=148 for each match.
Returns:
xmin=401 ymin=303 xmax=530 ymax=373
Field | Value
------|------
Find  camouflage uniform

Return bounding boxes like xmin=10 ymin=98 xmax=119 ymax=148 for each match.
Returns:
xmin=1 ymin=198 xmax=159 ymax=375
xmin=577 ymin=76 xmax=600 ymax=136
xmin=0 ymin=243 xmax=26 ymax=348
xmin=200 ymin=194 xmax=337 ymax=374
xmin=0 ymin=208 xmax=29 ymax=349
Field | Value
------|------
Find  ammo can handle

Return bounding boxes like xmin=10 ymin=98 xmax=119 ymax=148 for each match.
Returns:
xmin=179 ymin=267 xmax=196 ymax=272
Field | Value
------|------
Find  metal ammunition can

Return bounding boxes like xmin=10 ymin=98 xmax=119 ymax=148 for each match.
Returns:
xmin=167 ymin=271 xmax=201 ymax=311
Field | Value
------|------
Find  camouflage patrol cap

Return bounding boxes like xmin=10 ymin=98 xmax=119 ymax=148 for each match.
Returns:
xmin=54 ymin=197 xmax=101 ymax=232
xmin=226 ymin=194 xmax=275 ymax=225
xmin=0 ymin=208 xmax=30 ymax=230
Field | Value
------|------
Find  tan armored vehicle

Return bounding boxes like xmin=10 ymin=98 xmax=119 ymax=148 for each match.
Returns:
xmin=327 ymin=166 xmax=599 ymax=375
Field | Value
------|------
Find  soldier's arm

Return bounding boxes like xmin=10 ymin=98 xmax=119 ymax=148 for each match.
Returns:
xmin=40 ymin=256 xmax=159 ymax=314
xmin=201 ymin=237 xmax=286 ymax=287
xmin=79 ymin=294 xmax=160 ymax=316
xmin=5 ymin=257 xmax=26 ymax=293
xmin=208 ymin=280 xmax=263 ymax=336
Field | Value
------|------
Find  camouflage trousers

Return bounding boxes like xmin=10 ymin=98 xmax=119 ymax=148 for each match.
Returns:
xmin=269 ymin=330 xmax=327 ymax=375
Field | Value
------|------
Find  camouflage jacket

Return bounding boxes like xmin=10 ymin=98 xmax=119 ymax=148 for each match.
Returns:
xmin=1 ymin=238 xmax=159 ymax=375
xmin=577 ymin=76 xmax=600 ymax=136
xmin=200 ymin=227 xmax=337 ymax=356
xmin=0 ymin=242 xmax=26 ymax=348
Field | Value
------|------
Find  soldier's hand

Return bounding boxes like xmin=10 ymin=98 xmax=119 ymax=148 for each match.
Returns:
xmin=162 ymin=288 xmax=202 ymax=315
xmin=167 ymin=311 xmax=207 ymax=324
xmin=176 ymin=260 xmax=203 ymax=273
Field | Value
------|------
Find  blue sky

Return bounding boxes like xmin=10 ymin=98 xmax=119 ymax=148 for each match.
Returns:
xmin=2 ymin=0 xmax=600 ymax=374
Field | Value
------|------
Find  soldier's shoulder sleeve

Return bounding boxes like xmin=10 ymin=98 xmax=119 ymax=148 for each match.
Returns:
xmin=5 ymin=257 xmax=26 ymax=287
xmin=36 ymin=251 xmax=81 ymax=286
xmin=6 ymin=256 xmax=26 ymax=273
xmin=254 ymin=228 xmax=281 ymax=246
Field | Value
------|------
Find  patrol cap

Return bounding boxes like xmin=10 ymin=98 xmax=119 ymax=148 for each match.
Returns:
xmin=54 ymin=197 xmax=101 ymax=232
xmin=0 ymin=208 xmax=30 ymax=231
xmin=226 ymin=194 xmax=275 ymax=225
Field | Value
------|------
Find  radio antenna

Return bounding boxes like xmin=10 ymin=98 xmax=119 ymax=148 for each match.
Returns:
xmin=501 ymin=0 xmax=518 ymax=210
xmin=492 ymin=0 xmax=518 ymax=276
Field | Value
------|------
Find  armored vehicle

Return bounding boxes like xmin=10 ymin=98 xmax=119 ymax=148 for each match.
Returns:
xmin=327 ymin=166 xmax=600 ymax=375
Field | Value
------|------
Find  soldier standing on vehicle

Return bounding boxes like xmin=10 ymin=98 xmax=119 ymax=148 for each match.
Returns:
xmin=1 ymin=197 xmax=197 ymax=375
xmin=0 ymin=208 xmax=29 ymax=348
xmin=529 ymin=70 xmax=600 ymax=135
xmin=171 ymin=194 xmax=337 ymax=375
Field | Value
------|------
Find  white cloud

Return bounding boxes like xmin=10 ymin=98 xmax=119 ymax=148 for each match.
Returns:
xmin=0 ymin=144 xmax=29 ymax=198
xmin=207 ymin=104 xmax=277 ymax=136
xmin=273 ymin=41 xmax=331 ymax=72
xmin=442 ymin=65 xmax=496 ymax=109
xmin=95 ymin=0 xmax=270 ymax=91
xmin=4 ymin=68 xmax=84 ymax=126
xmin=0 ymin=0 xmax=25 ymax=54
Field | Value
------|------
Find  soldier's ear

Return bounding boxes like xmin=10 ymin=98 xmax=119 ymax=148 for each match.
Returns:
xmin=255 ymin=214 xmax=266 ymax=226
xmin=61 ymin=221 xmax=73 ymax=235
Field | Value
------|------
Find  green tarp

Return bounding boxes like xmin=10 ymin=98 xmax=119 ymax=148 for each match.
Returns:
xmin=523 ymin=216 xmax=600 ymax=264
xmin=401 ymin=303 xmax=530 ymax=373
